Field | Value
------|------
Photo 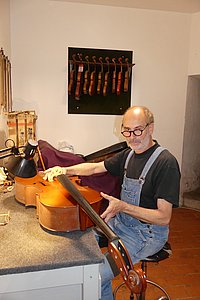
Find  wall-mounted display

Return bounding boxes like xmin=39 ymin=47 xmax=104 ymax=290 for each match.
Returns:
xmin=68 ymin=47 xmax=134 ymax=115
xmin=0 ymin=48 xmax=12 ymax=114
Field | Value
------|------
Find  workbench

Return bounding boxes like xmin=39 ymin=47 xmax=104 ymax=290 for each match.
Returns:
xmin=0 ymin=188 xmax=104 ymax=300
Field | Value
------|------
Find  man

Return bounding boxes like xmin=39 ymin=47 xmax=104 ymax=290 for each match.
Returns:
xmin=44 ymin=106 xmax=180 ymax=300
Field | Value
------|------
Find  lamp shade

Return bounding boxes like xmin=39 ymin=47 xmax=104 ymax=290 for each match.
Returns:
xmin=6 ymin=139 xmax=38 ymax=178
xmin=7 ymin=156 xmax=37 ymax=178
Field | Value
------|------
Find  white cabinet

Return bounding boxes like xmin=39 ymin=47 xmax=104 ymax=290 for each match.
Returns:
xmin=0 ymin=264 xmax=101 ymax=300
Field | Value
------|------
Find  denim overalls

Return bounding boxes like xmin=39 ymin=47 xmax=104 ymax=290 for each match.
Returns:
xmin=108 ymin=146 xmax=169 ymax=262
xmin=100 ymin=147 xmax=169 ymax=300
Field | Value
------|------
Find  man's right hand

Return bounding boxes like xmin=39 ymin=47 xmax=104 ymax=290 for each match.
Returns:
xmin=43 ymin=166 xmax=64 ymax=182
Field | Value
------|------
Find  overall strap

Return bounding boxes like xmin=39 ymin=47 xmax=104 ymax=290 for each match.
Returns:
xmin=124 ymin=149 xmax=134 ymax=172
xmin=140 ymin=146 xmax=165 ymax=179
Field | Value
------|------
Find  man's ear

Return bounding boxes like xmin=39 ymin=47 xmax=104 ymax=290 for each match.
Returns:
xmin=149 ymin=123 xmax=154 ymax=134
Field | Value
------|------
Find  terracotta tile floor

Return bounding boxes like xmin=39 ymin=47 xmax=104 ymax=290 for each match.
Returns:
xmin=112 ymin=207 xmax=200 ymax=300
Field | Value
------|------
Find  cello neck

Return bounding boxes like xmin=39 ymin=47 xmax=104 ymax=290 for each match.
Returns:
xmin=57 ymin=174 xmax=117 ymax=241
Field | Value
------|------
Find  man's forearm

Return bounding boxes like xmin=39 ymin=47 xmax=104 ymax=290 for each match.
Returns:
xmin=63 ymin=161 xmax=106 ymax=176
xmin=122 ymin=199 xmax=172 ymax=226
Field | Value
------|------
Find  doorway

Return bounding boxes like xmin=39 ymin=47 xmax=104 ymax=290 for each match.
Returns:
xmin=181 ymin=75 xmax=200 ymax=209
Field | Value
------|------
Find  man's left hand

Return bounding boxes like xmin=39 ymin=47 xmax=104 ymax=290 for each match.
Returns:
xmin=100 ymin=192 xmax=125 ymax=223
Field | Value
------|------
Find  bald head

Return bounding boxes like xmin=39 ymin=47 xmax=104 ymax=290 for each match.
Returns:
xmin=123 ymin=106 xmax=154 ymax=125
xmin=121 ymin=106 xmax=155 ymax=153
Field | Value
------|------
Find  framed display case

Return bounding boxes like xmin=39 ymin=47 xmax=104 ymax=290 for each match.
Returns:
xmin=68 ymin=47 xmax=134 ymax=115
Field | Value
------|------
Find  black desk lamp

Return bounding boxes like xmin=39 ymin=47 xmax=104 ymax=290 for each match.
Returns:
xmin=0 ymin=139 xmax=38 ymax=178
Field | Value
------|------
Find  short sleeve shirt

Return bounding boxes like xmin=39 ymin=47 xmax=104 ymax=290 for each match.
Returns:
xmin=104 ymin=141 xmax=180 ymax=209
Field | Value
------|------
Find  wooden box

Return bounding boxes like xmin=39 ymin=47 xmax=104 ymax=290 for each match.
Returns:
xmin=7 ymin=111 xmax=37 ymax=147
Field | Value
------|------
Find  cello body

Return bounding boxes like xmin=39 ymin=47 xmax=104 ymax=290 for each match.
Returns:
xmin=15 ymin=174 xmax=103 ymax=232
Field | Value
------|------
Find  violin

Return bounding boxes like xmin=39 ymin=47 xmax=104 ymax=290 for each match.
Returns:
xmin=15 ymin=174 xmax=103 ymax=232
xmin=68 ymin=69 xmax=75 ymax=96
xmin=117 ymin=57 xmax=122 ymax=96
xmin=112 ymin=58 xmax=116 ymax=94
xmin=83 ymin=56 xmax=90 ymax=95
xmin=97 ymin=57 xmax=103 ymax=95
xmin=124 ymin=58 xmax=129 ymax=92
xmin=89 ymin=56 xmax=96 ymax=96
xmin=68 ymin=54 xmax=76 ymax=96
xmin=75 ymin=53 xmax=84 ymax=100
xmin=103 ymin=57 xmax=109 ymax=97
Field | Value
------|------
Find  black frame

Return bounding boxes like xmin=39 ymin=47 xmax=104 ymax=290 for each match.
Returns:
xmin=68 ymin=47 xmax=133 ymax=115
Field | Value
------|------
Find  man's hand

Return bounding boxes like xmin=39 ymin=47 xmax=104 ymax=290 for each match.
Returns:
xmin=100 ymin=192 xmax=125 ymax=223
xmin=43 ymin=166 xmax=64 ymax=182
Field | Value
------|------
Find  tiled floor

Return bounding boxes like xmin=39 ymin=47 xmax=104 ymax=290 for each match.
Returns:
xmin=112 ymin=207 xmax=200 ymax=300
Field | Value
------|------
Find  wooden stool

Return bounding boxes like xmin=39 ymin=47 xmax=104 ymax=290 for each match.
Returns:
xmin=113 ymin=242 xmax=172 ymax=300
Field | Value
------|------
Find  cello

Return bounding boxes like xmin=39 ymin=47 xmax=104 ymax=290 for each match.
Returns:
xmin=14 ymin=172 xmax=147 ymax=296
xmin=15 ymin=173 xmax=103 ymax=232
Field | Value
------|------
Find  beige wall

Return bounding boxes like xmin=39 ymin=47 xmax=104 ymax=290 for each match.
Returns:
xmin=188 ymin=12 xmax=200 ymax=75
xmin=10 ymin=0 xmax=191 ymax=163
xmin=0 ymin=0 xmax=11 ymax=55
xmin=0 ymin=0 xmax=11 ymax=148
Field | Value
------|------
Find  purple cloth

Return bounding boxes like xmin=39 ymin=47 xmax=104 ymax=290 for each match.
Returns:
xmin=38 ymin=140 xmax=85 ymax=169
xmin=38 ymin=140 xmax=121 ymax=198
xmin=79 ymin=173 xmax=120 ymax=198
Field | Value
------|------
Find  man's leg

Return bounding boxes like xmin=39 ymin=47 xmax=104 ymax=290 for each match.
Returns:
xmin=100 ymin=254 xmax=115 ymax=300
